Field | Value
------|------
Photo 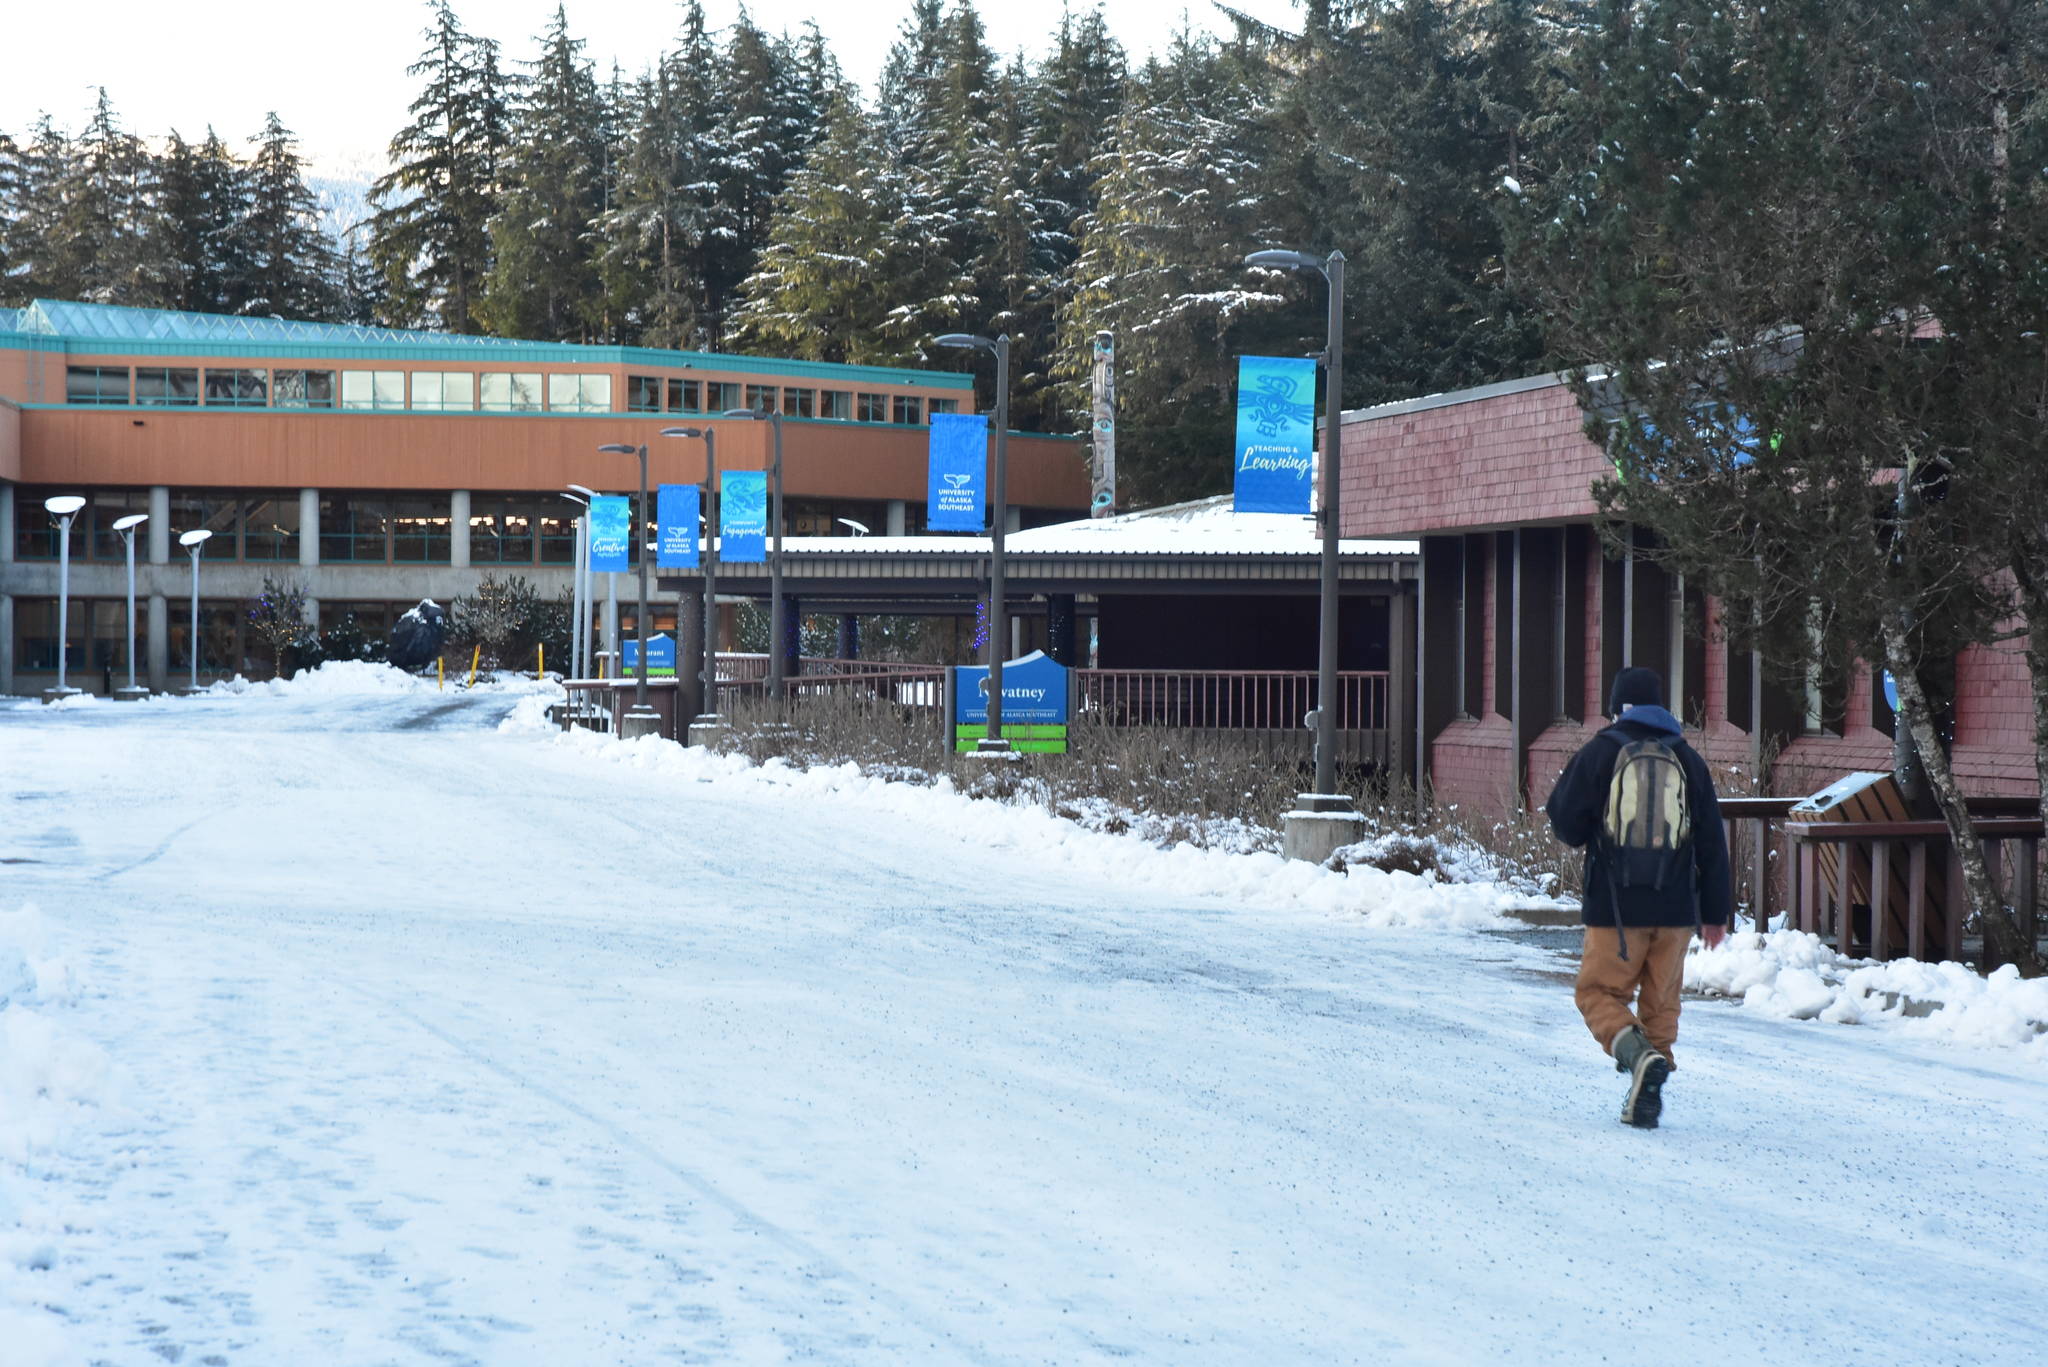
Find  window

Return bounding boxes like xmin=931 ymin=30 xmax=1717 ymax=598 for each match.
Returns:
xmin=782 ymin=387 xmax=816 ymax=418
xmin=856 ymin=392 xmax=887 ymax=422
xmin=87 ymin=491 xmax=150 ymax=560
xmin=12 ymin=599 xmax=81 ymax=672
xmin=627 ymin=375 xmax=663 ymax=412
xmin=744 ymin=383 xmax=777 ymax=413
xmin=928 ymin=398 xmax=959 ymax=419
xmin=66 ymin=366 xmax=128 ymax=405
xmin=134 ymin=368 xmax=200 ymax=406
xmin=390 ymin=499 xmax=450 ymax=563
xmin=820 ymin=390 xmax=852 ymax=420
xmin=548 ymin=373 xmax=612 ymax=413
xmin=319 ymin=498 xmax=389 ymax=563
xmin=412 ymin=372 xmax=475 ymax=412
xmin=241 ymin=497 xmax=301 ymax=562
xmin=538 ymin=511 xmax=576 ymax=564
xmin=204 ymin=369 xmax=268 ymax=407
xmin=168 ymin=495 xmax=238 ymax=559
xmin=469 ymin=501 xmax=541 ymax=565
xmin=481 ymin=372 xmax=544 ymax=411
xmin=892 ymin=395 xmax=921 ymax=425
xmin=273 ymin=369 xmax=335 ymax=408
xmin=13 ymin=487 xmax=75 ymax=559
xmin=667 ymin=378 xmax=701 ymax=413
xmin=708 ymin=381 xmax=743 ymax=413
xmin=341 ymin=371 xmax=406 ymax=410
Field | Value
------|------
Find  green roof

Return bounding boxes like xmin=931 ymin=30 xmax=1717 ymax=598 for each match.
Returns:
xmin=1 ymin=299 xmax=974 ymax=389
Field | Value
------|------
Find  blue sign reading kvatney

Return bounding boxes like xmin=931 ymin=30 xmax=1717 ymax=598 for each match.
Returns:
xmin=721 ymin=470 xmax=767 ymax=563
xmin=657 ymin=484 xmax=699 ymax=568
xmin=926 ymin=412 xmax=987 ymax=532
xmin=1233 ymin=355 xmax=1317 ymax=515
xmin=953 ymin=650 xmax=1070 ymax=726
xmin=588 ymin=495 xmax=630 ymax=572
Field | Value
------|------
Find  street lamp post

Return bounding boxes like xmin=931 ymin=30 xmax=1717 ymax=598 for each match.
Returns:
xmin=599 ymin=442 xmax=662 ymax=739
xmin=113 ymin=513 xmax=150 ymax=700
xmin=41 ymin=495 xmax=86 ymax=702
xmin=660 ymin=427 xmax=720 ymax=741
xmin=721 ymin=404 xmax=787 ymax=700
xmin=560 ymin=492 xmax=588 ymax=681
xmin=1244 ymin=248 xmax=1365 ymax=859
xmin=568 ymin=482 xmax=612 ymax=679
xmin=178 ymin=528 xmax=214 ymax=694
xmin=934 ymin=332 xmax=1015 ymax=760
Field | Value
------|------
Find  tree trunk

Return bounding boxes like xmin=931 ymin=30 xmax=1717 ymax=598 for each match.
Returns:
xmin=1883 ymin=615 xmax=2040 ymax=975
xmin=2015 ymin=562 xmax=2048 ymax=974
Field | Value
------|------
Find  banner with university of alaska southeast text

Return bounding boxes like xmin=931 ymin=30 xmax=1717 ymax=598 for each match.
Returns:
xmin=656 ymin=483 xmax=699 ymax=568
xmin=1232 ymin=355 xmax=1317 ymax=515
xmin=926 ymin=412 xmax=988 ymax=532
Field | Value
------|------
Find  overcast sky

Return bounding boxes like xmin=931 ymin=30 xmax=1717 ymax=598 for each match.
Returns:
xmin=4 ymin=0 xmax=1302 ymax=177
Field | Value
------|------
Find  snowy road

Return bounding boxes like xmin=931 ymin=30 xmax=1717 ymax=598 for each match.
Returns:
xmin=4 ymin=688 xmax=2046 ymax=1365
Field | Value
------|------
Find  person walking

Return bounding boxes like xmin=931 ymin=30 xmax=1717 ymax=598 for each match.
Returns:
xmin=1546 ymin=666 xmax=1731 ymax=1129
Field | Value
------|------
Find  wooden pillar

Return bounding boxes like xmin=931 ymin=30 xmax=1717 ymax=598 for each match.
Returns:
xmin=1387 ymin=585 xmax=1415 ymax=791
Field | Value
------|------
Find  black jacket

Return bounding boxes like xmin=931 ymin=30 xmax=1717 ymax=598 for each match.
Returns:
xmin=1545 ymin=705 xmax=1732 ymax=930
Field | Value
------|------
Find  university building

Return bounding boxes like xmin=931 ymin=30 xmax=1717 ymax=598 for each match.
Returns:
xmin=1335 ymin=372 xmax=2036 ymax=812
xmin=0 ymin=300 xmax=1088 ymax=693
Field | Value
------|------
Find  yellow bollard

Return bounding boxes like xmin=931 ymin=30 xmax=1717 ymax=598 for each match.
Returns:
xmin=437 ymin=656 xmax=444 ymax=690
xmin=467 ymin=644 xmax=481 ymax=688
xmin=537 ymin=644 xmax=545 ymax=680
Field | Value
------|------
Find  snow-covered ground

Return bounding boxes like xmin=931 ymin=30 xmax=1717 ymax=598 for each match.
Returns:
xmin=2 ymin=673 xmax=2045 ymax=1365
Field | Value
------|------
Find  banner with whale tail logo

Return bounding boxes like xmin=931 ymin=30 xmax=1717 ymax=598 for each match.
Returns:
xmin=1233 ymin=355 xmax=1317 ymax=514
xmin=720 ymin=470 xmax=767 ymax=563
xmin=927 ymin=412 xmax=988 ymax=531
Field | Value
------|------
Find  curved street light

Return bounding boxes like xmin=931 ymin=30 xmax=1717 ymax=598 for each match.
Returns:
xmin=934 ymin=332 xmax=1014 ymax=758
xmin=112 ymin=513 xmax=149 ymax=698
xmin=598 ymin=441 xmax=659 ymax=733
xmin=1244 ymin=246 xmax=1354 ymax=818
xmin=560 ymin=491 xmax=590 ymax=682
xmin=660 ymin=426 xmax=721 ymax=735
xmin=178 ymin=528 xmax=214 ymax=693
xmin=42 ymin=495 xmax=85 ymax=699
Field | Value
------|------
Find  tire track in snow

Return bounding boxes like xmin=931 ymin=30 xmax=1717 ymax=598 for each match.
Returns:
xmin=94 ymin=805 xmax=239 ymax=882
xmin=348 ymin=982 xmax=1006 ymax=1367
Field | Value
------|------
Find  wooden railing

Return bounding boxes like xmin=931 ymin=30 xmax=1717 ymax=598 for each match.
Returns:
xmin=1075 ymin=669 xmax=1389 ymax=732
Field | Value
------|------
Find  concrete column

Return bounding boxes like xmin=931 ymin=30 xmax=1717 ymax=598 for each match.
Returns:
xmin=147 ymin=591 xmax=168 ymax=691
xmin=299 ymin=488 xmax=320 ymax=567
xmin=450 ymin=489 xmax=471 ymax=569
xmin=302 ymin=596 xmax=320 ymax=628
xmin=148 ymin=487 xmax=171 ymax=564
xmin=1005 ymin=506 xmax=1022 ymax=535
xmin=1 ymin=594 xmax=13 ymax=694
xmin=886 ymin=500 xmax=907 ymax=537
xmin=0 ymin=483 xmax=15 ymax=565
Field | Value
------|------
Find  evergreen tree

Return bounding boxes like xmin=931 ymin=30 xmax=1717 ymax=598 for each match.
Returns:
xmin=732 ymin=90 xmax=922 ymax=365
xmin=152 ymin=130 xmax=246 ymax=313
xmin=480 ymin=5 xmax=606 ymax=341
xmin=369 ymin=0 xmax=510 ymax=330
xmin=0 ymin=118 xmax=71 ymax=305
xmin=601 ymin=0 xmax=726 ymax=349
xmin=239 ymin=113 xmax=342 ymax=319
xmin=1059 ymin=35 xmax=1289 ymax=503
xmin=710 ymin=13 xmax=812 ymax=348
xmin=48 ymin=90 xmax=164 ymax=305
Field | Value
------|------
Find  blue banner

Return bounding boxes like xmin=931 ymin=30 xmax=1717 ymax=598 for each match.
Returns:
xmin=721 ymin=470 xmax=767 ymax=563
xmin=588 ymin=495 xmax=630 ymax=571
xmin=657 ymin=483 xmax=699 ymax=568
xmin=953 ymin=650 xmax=1069 ymax=725
xmin=622 ymin=634 xmax=677 ymax=676
xmin=1233 ymin=355 xmax=1317 ymax=514
xmin=927 ymin=412 xmax=988 ymax=532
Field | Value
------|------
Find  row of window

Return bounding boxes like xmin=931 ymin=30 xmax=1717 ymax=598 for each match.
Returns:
xmin=63 ymin=365 xmax=961 ymax=423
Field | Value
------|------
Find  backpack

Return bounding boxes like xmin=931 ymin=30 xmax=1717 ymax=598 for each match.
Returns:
xmin=1600 ymin=735 xmax=1693 ymax=892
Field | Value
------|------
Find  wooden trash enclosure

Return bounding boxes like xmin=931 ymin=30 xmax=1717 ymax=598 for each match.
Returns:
xmin=1787 ymin=773 xmax=1949 ymax=961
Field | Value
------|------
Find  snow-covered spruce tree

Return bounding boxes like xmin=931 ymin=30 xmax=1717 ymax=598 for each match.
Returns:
xmin=369 ymin=0 xmax=510 ymax=331
xmin=0 ymin=119 xmax=70 ymax=306
xmin=732 ymin=90 xmax=923 ymax=366
xmin=1057 ymin=33 xmax=1291 ymax=504
xmin=47 ymin=90 xmax=166 ymax=307
xmin=1524 ymin=0 xmax=2045 ymax=974
xmin=238 ymin=114 xmax=343 ymax=321
xmin=480 ymin=5 xmax=607 ymax=343
xmin=707 ymin=14 xmax=818 ymax=349
xmin=152 ymin=129 xmax=248 ymax=314
xmin=599 ymin=0 xmax=728 ymax=350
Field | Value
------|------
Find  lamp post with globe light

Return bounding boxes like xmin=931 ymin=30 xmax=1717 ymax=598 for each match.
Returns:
xmin=179 ymin=528 xmax=214 ymax=693
xmin=112 ymin=513 xmax=150 ymax=699
xmin=40 ymin=495 xmax=86 ymax=702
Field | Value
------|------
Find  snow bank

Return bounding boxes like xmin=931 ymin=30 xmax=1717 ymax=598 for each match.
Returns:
xmin=209 ymin=660 xmax=559 ymax=697
xmin=0 ymin=906 xmax=113 ymax=1365
xmin=550 ymin=732 xmax=1539 ymax=932
xmin=1688 ymin=930 xmax=2048 ymax=1054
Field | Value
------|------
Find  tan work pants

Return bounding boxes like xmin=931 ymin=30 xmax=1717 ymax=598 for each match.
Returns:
xmin=1574 ymin=925 xmax=1692 ymax=1069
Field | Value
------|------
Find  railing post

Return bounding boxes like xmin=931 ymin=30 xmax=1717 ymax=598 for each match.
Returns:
xmin=1908 ymin=841 xmax=1929 ymax=961
xmin=1835 ymin=836 xmax=1854 ymax=956
xmin=2018 ymin=836 xmax=2039 ymax=950
xmin=1797 ymin=836 xmax=1817 ymax=935
xmin=1870 ymin=838 xmax=1889 ymax=961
